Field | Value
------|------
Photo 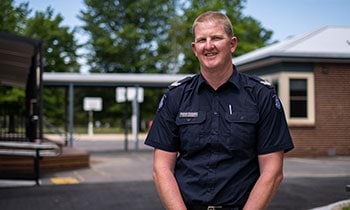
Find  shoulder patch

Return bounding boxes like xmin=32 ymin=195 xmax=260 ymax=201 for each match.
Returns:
xmin=157 ymin=94 xmax=167 ymax=111
xmin=273 ymin=94 xmax=282 ymax=111
xmin=168 ymin=75 xmax=195 ymax=90
xmin=248 ymin=75 xmax=273 ymax=88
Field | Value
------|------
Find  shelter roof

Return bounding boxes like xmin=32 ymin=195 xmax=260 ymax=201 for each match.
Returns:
xmin=0 ymin=32 xmax=42 ymax=87
xmin=43 ymin=72 xmax=192 ymax=88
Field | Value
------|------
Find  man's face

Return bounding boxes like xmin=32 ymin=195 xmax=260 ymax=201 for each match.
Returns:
xmin=192 ymin=21 xmax=237 ymax=71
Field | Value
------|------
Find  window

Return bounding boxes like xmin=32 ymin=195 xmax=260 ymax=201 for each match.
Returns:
xmin=289 ymin=79 xmax=307 ymax=118
xmin=262 ymin=72 xmax=315 ymax=126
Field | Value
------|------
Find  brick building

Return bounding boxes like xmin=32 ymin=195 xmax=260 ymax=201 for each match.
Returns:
xmin=233 ymin=26 xmax=350 ymax=156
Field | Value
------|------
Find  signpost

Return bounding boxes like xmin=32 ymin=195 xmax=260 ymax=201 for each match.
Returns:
xmin=116 ymin=87 xmax=144 ymax=151
xmin=83 ymin=97 xmax=102 ymax=136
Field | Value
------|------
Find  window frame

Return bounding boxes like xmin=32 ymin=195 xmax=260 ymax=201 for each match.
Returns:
xmin=262 ymin=72 xmax=315 ymax=126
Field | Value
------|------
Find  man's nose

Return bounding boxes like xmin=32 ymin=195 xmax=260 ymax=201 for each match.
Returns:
xmin=204 ymin=39 xmax=214 ymax=49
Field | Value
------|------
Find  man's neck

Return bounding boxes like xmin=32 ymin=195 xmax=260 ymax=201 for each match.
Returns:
xmin=201 ymin=64 xmax=234 ymax=90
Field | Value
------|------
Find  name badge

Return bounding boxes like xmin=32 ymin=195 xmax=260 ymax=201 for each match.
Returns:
xmin=179 ymin=112 xmax=198 ymax=118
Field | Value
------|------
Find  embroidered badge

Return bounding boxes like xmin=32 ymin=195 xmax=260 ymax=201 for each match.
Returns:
xmin=179 ymin=112 xmax=198 ymax=118
xmin=273 ymin=95 xmax=281 ymax=110
xmin=158 ymin=94 xmax=167 ymax=111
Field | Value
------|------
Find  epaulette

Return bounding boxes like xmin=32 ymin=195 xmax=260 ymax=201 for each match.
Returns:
xmin=168 ymin=75 xmax=195 ymax=90
xmin=248 ymin=75 xmax=273 ymax=89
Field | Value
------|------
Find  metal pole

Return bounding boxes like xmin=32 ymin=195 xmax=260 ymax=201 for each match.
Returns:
xmin=38 ymin=42 xmax=44 ymax=140
xmin=68 ymin=83 xmax=74 ymax=147
xmin=133 ymin=86 xmax=140 ymax=151
xmin=88 ymin=111 xmax=93 ymax=136
xmin=124 ymin=87 xmax=128 ymax=151
xmin=34 ymin=149 xmax=40 ymax=186
xmin=64 ymin=88 xmax=68 ymax=146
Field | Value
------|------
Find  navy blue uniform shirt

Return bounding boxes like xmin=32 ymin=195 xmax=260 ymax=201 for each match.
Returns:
xmin=145 ymin=67 xmax=294 ymax=207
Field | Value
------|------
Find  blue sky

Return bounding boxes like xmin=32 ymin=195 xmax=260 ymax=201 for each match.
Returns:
xmin=244 ymin=0 xmax=350 ymax=42
xmin=15 ymin=0 xmax=350 ymax=42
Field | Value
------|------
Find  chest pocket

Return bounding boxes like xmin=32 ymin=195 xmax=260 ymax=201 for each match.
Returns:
xmin=175 ymin=111 xmax=206 ymax=152
xmin=224 ymin=112 xmax=259 ymax=149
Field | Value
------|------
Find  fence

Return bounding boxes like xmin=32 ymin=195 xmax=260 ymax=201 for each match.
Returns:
xmin=0 ymin=102 xmax=27 ymax=142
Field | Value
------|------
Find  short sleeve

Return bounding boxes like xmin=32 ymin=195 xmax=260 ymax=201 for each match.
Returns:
xmin=257 ymin=89 xmax=294 ymax=154
xmin=144 ymin=92 xmax=180 ymax=152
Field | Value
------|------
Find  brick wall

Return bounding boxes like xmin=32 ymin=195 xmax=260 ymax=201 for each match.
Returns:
xmin=288 ymin=63 xmax=350 ymax=157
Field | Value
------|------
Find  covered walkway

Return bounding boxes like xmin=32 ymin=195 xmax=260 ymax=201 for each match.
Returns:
xmin=42 ymin=72 xmax=192 ymax=148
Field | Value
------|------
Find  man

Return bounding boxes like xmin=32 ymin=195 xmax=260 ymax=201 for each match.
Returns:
xmin=145 ymin=11 xmax=294 ymax=210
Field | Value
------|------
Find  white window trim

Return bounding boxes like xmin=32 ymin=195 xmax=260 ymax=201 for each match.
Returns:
xmin=262 ymin=72 xmax=315 ymax=126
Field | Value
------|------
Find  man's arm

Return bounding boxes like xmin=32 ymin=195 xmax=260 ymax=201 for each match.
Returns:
xmin=153 ymin=149 xmax=187 ymax=210
xmin=243 ymin=151 xmax=284 ymax=210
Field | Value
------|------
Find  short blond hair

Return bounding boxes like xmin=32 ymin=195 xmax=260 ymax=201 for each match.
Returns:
xmin=192 ymin=11 xmax=234 ymax=40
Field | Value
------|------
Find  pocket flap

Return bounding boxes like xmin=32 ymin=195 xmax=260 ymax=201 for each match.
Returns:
xmin=176 ymin=111 xmax=206 ymax=125
xmin=225 ymin=112 xmax=259 ymax=123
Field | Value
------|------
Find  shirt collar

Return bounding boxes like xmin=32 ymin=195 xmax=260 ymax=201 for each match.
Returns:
xmin=196 ymin=65 xmax=241 ymax=93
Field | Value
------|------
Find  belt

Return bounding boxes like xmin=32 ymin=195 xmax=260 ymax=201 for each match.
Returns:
xmin=187 ymin=205 xmax=242 ymax=210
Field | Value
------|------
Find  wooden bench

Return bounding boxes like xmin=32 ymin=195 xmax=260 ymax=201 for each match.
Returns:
xmin=0 ymin=140 xmax=61 ymax=186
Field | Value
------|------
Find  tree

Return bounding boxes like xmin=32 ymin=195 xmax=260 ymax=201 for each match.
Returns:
xmin=24 ymin=7 xmax=80 ymax=73
xmin=79 ymin=0 xmax=174 ymax=73
xmin=0 ymin=0 xmax=30 ymax=34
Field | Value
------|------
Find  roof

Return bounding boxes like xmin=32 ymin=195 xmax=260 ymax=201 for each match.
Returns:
xmin=0 ymin=33 xmax=42 ymax=88
xmin=233 ymin=26 xmax=350 ymax=71
xmin=43 ymin=72 xmax=193 ymax=88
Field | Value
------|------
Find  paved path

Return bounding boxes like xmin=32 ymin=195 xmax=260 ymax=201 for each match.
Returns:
xmin=1 ymin=139 xmax=349 ymax=210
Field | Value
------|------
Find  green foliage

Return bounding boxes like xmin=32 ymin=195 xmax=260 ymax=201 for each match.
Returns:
xmin=0 ymin=1 xmax=80 ymax=72
xmin=24 ymin=7 xmax=80 ymax=73
xmin=42 ymin=87 xmax=66 ymax=126
xmin=0 ymin=86 xmax=26 ymax=116
xmin=0 ymin=0 xmax=30 ymax=34
xmin=0 ymin=86 xmax=25 ymax=102
xmin=79 ymin=0 xmax=174 ymax=73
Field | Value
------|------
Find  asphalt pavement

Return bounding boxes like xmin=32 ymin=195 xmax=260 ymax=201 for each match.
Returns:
xmin=0 ymin=137 xmax=349 ymax=210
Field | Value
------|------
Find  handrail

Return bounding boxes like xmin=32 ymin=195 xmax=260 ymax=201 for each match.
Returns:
xmin=0 ymin=140 xmax=61 ymax=186
xmin=0 ymin=141 xmax=60 ymax=153
xmin=0 ymin=141 xmax=61 ymax=157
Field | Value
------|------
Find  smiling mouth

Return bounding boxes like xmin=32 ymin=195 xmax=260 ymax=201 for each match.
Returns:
xmin=205 ymin=52 xmax=218 ymax=57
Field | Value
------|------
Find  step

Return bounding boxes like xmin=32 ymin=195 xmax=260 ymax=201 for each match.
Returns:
xmin=0 ymin=147 xmax=90 ymax=179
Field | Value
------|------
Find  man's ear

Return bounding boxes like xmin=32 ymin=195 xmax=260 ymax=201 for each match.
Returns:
xmin=192 ymin=42 xmax=198 ymax=57
xmin=230 ymin=36 xmax=238 ymax=53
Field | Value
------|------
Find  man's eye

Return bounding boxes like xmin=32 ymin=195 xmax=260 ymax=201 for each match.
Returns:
xmin=196 ymin=39 xmax=206 ymax=43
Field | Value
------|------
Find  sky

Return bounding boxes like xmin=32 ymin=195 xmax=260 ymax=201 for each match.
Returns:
xmin=15 ymin=0 xmax=350 ymax=42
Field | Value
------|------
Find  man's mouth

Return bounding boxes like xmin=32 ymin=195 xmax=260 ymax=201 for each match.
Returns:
xmin=205 ymin=52 xmax=218 ymax=57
